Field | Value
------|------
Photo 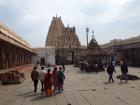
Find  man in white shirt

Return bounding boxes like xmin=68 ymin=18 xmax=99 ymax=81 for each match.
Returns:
xmin=38 ymin=66 xmax=46 ymax=92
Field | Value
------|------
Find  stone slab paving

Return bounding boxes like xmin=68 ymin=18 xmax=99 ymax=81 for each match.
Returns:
xmin=0 ymin=65 xmax=140 ymax=105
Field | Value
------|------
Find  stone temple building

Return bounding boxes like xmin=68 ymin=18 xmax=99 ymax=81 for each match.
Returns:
xmin=45 ymin=16 xmax=140 ymax=67
xmin=87 ymin=36 xmax=105 ymax=65
xmin=0 ymin=22 xmax=34 ymax=71
xmin=45 ymin=16 xmax=81 ymax=65
xmin=32 ymin=47 xmax=56 ymax=66
xmin=101 ymin=35 xmax=140 ymax=67
xmin=45 ymin=16 xmax=65 ymax=47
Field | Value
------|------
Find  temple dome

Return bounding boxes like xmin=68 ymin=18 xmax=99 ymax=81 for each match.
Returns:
xmin=88 ymin=37 xmax=100 ymax=48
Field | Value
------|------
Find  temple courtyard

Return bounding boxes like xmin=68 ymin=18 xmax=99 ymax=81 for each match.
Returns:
xmin=0 ymin=65 xmax=140 ymax=105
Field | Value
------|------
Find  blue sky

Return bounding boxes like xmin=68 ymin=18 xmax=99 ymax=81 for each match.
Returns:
xmin=0 ymin=0 xmax=140 ymax=47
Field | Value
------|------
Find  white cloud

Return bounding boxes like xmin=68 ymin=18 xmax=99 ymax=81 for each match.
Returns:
xmin=0 ymin=0 xmax=139 ymax=47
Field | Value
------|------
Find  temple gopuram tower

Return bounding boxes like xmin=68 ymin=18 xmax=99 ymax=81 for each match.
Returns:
xmin=57 ymin=26 xmax=81 ymax=48
xmin=45 ymin=16 xmax=64 ymax=46
xmin=45 ymin=16 xmax=81 ymax=65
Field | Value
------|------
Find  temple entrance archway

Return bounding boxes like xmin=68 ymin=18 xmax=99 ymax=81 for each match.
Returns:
xmin=66 ymin=51 xmax=74 ymax=64
xmin=40 ymin=58 xmax=45 ymax=65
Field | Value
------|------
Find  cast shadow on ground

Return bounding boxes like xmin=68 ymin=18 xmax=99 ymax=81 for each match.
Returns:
xmin=103 ymin=81 xmax=114 ymax=85
xmin=76 ymin=70 xmax=98 ymax=74
xmin=103 ymin=81 xmax=128 ymax=85
xmin=30 ymin=95 xmax=47 ymax=101
xmin=16 ymin=91 xmax=41 ymax=98
xmin=117 ymin=82 xmax=128 ymax=85
xmin=30 ymin=93 xmax=57 ymax=101
xmin=17 ymin=91 xmax=60 ymax=102
xmin=16 ymin=90 xmax=56 ymax=101
xmin=116 ymin=75 xmax=140 ymax=80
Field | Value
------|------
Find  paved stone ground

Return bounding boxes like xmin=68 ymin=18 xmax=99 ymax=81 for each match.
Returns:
xmin=0 ymin=65 xmax=140 ymax=105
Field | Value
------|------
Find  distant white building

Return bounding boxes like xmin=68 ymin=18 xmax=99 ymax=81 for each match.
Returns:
xmin=32 ymin=46 xmax=56 ymax=65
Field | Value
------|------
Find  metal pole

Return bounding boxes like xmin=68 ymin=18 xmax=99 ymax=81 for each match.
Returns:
xmin=77 ymin=38 xmax=79 ymax=61
xmin=86 ymin=28 xmax=89 ymax=63
xmin=86 ymin=28 xmax=89 ymax=48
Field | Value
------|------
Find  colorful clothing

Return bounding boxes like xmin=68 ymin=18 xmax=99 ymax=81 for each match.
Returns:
xmin=58 ymin=71 xmax=65 ymax=92
xmin=52 ymin=70 xmax=59 ymax=92
xmin=44 ymin=73 xmax=52 ymax=96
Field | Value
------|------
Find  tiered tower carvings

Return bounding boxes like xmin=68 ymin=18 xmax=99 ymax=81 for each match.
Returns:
xmin=45 ymin=16 xmax=81 ymax=48
xmin=45 ymin=16 xmax=64 ymax=46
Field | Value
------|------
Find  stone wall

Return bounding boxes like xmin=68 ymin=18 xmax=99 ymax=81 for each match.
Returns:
xmin=32 ymin=47 xmax=56 ymax=66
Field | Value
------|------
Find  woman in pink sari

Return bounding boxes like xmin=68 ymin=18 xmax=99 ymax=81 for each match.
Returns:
xmin=52 ymin=67 xmax=59 ymax=93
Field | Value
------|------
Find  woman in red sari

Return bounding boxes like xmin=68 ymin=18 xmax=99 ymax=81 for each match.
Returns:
xmin=52 ymin=67 xmax=59 ymax=93
xmin=44 ymin=69 xmax=52 ymax=96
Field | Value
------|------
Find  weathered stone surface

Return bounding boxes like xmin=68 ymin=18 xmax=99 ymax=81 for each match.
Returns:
xmin=45 ymin=16 xmax=64 ymax=47
xmin=0 ymin=66 xmax=140 ymax=105
xmin=45 ymin=16 xmax=81 ymax=64
xmin=45 ymin=16 xmax=81 ymax=49
xmin=101 ymin=35 xmax=140 ymax=67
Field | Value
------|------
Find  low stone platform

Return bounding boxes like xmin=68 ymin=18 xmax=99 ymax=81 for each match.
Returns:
xmin=0 ymin=65 xmax=140 ymax=105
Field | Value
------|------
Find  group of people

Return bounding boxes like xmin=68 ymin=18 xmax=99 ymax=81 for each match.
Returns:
xmin=31 ymin=60 xmax=128 ymax=96
xmin=31 ymin=66 xmax=65 ymax=96
xmin=107 ymin=60 xmax=128 ymax=83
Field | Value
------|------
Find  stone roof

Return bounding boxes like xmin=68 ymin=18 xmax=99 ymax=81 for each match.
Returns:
xmin=33 ymin=46 xmax=55 ymax=51
xmin=0 ymin=21 xmax=33 ymax=52
xmin=87 ymin=37 xmax=104 ymax=55
xmin=33 ymin=47 xmax=55 ymax=54
xmin=101 ymin=35 xmax=140 ymax=48
xmin=88 ymin=37 xmax=99 ymax=48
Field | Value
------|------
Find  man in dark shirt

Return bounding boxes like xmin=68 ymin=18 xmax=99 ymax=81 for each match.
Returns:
xmin=120 ymin=60 xmax=128 ymax=83
xmin=31 ymin=66 xmax=39 ymax=93
xmin=107 ymin=62 xmax=116 ymax=83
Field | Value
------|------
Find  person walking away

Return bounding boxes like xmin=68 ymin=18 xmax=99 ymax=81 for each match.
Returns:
xmin=62 ymin=63 xmax=65 ymax=72
xmin=107 ymin=62 xmax=116 ymax=83
xmin=44 ymin=69 xmax=53 ymax=96
xmin=120 ymin=60 xmax=128 ymax=83
xmin=38 ymin=66 xmax=46 ymax=93
xmin=31 ymin=66 xmax=39 ymax=93
xmin=58 ymin=67 xmax=65 ymax=93
xmin=52 ymin=67 xmax=59 ymax=93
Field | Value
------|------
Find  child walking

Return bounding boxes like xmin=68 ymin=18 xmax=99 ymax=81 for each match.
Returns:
xmin=58 ymin=67 xmax=65 ymax=93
